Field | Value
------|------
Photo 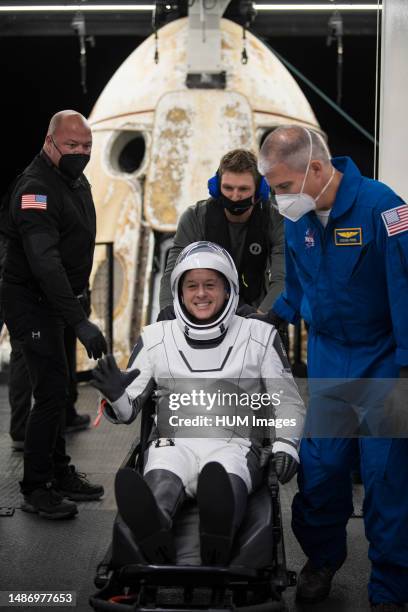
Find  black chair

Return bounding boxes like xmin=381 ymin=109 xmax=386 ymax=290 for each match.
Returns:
xmin=90 ymin=396 xmax=296 ymax=612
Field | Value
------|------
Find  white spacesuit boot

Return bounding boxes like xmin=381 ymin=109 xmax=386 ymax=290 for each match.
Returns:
xmin=115 ymin=467 xmax=186 ymax=563
xmin=197 ymin=462 xmax=248 ymax=565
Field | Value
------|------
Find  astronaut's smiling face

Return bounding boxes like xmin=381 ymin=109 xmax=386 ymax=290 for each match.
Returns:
xmin=181 ymin=269 xmax=229 ymax=321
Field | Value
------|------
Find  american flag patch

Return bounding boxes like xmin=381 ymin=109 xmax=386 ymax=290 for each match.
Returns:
xmin=381 ymin=204 xmax=408 ymax=237
xmin=21 ymin=194 xmax=47 ymax=211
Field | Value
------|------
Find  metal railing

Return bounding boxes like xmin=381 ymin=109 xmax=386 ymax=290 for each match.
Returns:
xmin=77 ymin=241 xmax=114 ymax=378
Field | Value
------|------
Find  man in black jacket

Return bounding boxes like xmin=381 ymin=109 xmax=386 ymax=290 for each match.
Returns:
xmin=1 ymin=110 xmax=107 ymax=519
xmin=159 ymin=149 xmax=285 ymax=321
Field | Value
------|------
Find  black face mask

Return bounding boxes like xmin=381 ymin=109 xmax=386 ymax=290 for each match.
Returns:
xmin=58 ymin=153 xmax=90 ymax=180
xmin=220 ymin=194 xmax=254 ymax=216
xmin=51 ymin=137 xmax=90 ymax=180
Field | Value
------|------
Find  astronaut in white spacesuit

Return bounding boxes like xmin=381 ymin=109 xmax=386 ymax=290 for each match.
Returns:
xmin=92 ymin=241 xmax=305 ymax=565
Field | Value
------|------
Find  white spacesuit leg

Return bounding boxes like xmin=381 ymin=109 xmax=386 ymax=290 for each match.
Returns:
xmin=143 ymin=440 xmax=198 ymax=495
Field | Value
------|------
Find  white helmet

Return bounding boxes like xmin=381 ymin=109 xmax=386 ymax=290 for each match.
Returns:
xmin=170 ymin=241 xmax=239 ymax=342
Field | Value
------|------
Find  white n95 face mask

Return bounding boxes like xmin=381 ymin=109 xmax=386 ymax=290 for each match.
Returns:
xmin=275 ymin=192 xmax=316 ymax=222
xmin=275 ymin=129 xmax=334 ymax=222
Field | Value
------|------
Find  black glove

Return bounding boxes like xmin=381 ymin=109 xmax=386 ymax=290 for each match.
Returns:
xmin=400 ymin=367 xmax=408 ymax=378
xmin=249 ymin=308 xmax=283 ymax=326
xmin=249 ymin=309 xmax=290 ymax=354
xmin=260 ymin=446 xmax=298 ymax=485
xmin=157 ymin=305 xmax=176 ymax=321
xmin=74 ymin=319 xmax=107 ymax=360
xmin=92 ymin=354 xmax=140 ymax=402
xmin=236 ymin=303 xmax=257 ymax=317
xmin=249 ymin=308 xmax=280 ymax=329
xmin=272 ymin=451 xmax=298 ymax=484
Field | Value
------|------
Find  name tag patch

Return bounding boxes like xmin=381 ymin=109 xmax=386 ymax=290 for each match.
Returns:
xmin=334 ymin=227 xmax=362 ymax=246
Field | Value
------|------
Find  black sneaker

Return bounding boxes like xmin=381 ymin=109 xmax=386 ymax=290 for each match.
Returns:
xmin=296 ymin=559 xmax=343 ymax=603
xmin=56 ymin=466 xmax=104 ymax=501
xmin=65 ymin=413 xmax=91 ymax=433
xmin=22 ymin=484 xmax=78 ymax=520
xmin=371 ymin=604 xmax=404 ymax=611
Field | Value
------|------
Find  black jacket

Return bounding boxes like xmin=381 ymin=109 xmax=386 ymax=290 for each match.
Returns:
xmin=2 ymin=152 xmax=96 ymax=327
xmin=159 ymin=197 xmax=285 ymax=311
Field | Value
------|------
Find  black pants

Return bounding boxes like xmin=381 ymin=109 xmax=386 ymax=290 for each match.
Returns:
xmin=3 ymin=284 xmax=71 ymax=493
xmin=9 ymin=337 xmax=32 ymax=442
xmin=64 ymin=324 xmax=79 ymax=422
xmin=9 ymin=323 xmax=79 ymax=442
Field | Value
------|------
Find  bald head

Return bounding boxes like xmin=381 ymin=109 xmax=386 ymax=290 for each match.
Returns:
xmin=259 ymin=125 xmax=330 ymax=175
xmin=47 ymin=110 xmax=90 ymax=138
xmin=43 ymin=110 xmax=92 ymax=172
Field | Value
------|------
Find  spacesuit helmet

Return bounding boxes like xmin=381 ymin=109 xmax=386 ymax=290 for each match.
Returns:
xmin=170 ymin=241 xmax=239 ymax=341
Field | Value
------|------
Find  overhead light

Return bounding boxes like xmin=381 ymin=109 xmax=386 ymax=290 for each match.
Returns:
xmin=254 ymin=3 xmax=382 ymax=11
xmin=0 ymin=2 xmax=381 ymax=12
xmin=0 ymin=4 xmax=155 ymax=12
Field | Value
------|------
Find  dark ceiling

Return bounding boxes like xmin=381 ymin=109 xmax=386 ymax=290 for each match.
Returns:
xmin=0 ymin=1 xmax=380 ymax=186
xmin=0 ymin=0 xmax=380 ymax=37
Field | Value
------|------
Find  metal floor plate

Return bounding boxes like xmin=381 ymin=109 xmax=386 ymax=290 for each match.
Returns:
xmin=0 ymin=383 xmax=137 ymax=510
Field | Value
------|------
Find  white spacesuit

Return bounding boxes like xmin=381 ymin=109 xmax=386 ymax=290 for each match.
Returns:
xmin=93 ymin=241 xmax=305 ymax=566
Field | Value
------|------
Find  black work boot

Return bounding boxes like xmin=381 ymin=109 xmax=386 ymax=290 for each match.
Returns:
xmin=56 ymin=466 xmax=104 ymax=501
xmin=370 ymin=604 xmax=404 ymax=611
xmin=197 ymin=462 xmax=248 ymax=566
xmin=22 ymin=483 xmax=78 ymax=520
xmin=115 ymin=467 xmax=186 ymax=564
xmin=296 ymin=558 xmax=345 ymax=603
xmin=65 ymin=413 xmax=91 ymax=433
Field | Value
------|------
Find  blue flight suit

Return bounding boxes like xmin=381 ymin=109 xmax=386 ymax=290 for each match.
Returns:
xmin=273 ymin=157 xmax=408 ymax=604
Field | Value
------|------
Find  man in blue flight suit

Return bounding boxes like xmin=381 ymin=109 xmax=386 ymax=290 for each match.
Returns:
xmin=255 ymin=125 xmax=408 ymax=611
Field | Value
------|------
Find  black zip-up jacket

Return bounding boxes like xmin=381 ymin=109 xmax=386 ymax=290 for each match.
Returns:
xmin=2 ymin=152 xmax=96 ymax=327
xmin=159 ymin=197 xmax=284 ymax=312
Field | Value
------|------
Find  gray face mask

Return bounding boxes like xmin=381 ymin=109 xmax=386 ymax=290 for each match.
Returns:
xmin=275 ymin=130 xmax=334 ymax=222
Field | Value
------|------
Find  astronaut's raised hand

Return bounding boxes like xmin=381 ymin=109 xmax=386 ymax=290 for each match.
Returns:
xmin=91 ymin=354 xmax=140 ymax=402
xmin=75 ymin=319 xmax=108 ymax=359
